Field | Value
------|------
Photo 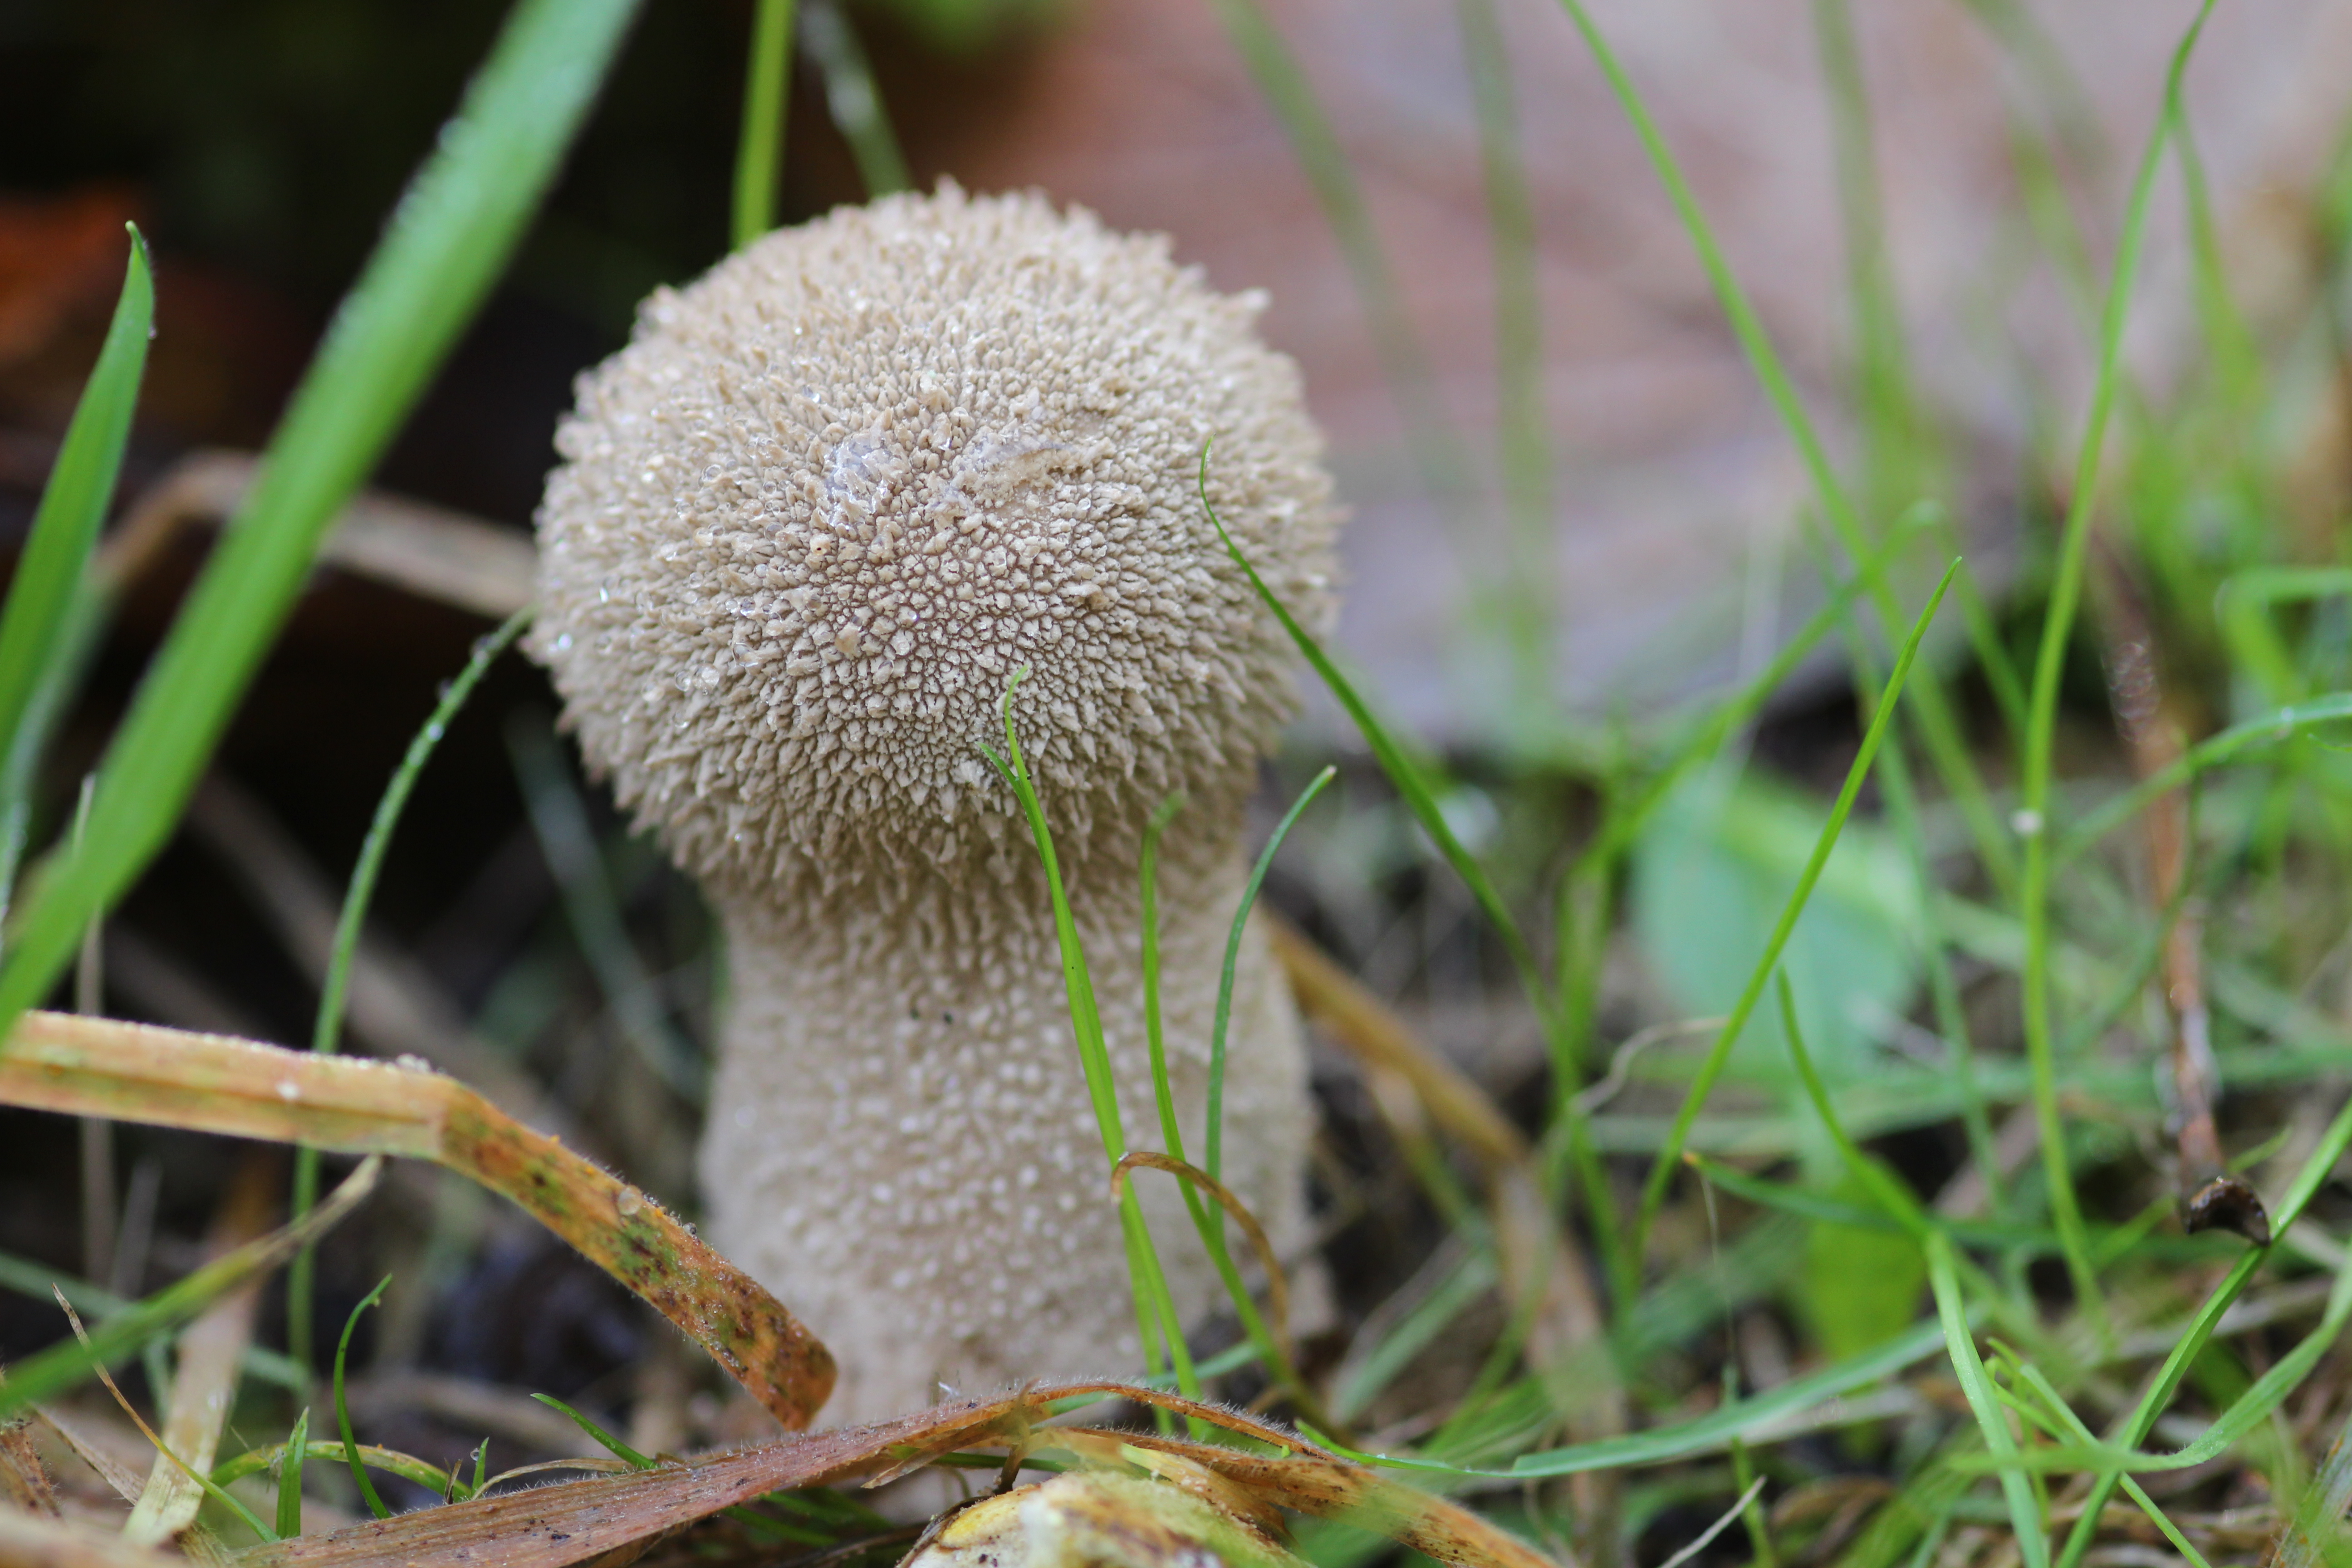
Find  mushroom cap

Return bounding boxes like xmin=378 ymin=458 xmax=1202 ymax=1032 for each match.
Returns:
xmin=532 ymin=185 xmax=1338 ymax=894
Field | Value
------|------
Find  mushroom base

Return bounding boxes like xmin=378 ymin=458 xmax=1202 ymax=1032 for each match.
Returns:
xmin=699 ymin=848 xmax=1313 ymax=1426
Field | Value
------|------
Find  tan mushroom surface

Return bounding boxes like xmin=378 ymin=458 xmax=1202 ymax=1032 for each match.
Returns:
xmin=531 ymin=184 xmax=1339 ymax=1421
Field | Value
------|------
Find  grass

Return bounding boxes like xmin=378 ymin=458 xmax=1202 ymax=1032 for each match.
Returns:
xmin=4 ymin=0 xmax=2352 ymax=1563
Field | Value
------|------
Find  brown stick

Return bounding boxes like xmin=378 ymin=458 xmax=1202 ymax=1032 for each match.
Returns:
xmin=2092 ymin=543 xmax=2269 ymax=1244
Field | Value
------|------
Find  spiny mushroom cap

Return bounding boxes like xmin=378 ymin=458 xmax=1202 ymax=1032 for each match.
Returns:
xmin=533 ymin=185 xmax=1338 ymax=896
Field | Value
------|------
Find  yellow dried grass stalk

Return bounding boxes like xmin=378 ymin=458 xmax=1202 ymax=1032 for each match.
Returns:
xmin=0 ymin=1011 xmax=834 ymax=1430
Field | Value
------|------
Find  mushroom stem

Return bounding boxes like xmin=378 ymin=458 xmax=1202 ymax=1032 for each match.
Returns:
xmin=705 ymin=805 xmax=1306 ymax=1420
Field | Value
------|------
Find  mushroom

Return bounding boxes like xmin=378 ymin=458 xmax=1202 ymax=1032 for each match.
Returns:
xmin=530 ymin=185 xmax=1340 ymax=1421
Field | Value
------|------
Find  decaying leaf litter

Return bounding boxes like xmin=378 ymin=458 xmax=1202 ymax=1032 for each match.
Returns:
xmin=6 ymin=1 xmax=2352 ymax=1568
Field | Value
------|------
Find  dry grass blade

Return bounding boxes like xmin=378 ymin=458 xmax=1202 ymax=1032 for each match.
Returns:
xmin=232 ymin=1404 xmax=1001 ymax=1568
xmin=1053 ymin=1429 xmax=1556 ymax=1568
xmin=1271 ymin=920 xmax=1619 ymax=1438
xmin=122 ymin=1156 xmax=275 ymax=1544
xmin=1270 ymin=920 xmax=1523 ymax=1169
xmin=0 ymin=1011 xmax=833 ymax=1429
xmin=1110 ymin=1151 xmax=1293 ymax=1356
xmin=0 ymin=1161 xmax=378 ymax=1423
xmin=234 ymin=1383 xmax=1539 ymax=1568
xmin=99 ymin=450 xmax=534 ymax=621
xmin=0 ymin=1506 xmax=175 ymax=1567
xmin=0 ymin=1391 xmax=61 ymax=1518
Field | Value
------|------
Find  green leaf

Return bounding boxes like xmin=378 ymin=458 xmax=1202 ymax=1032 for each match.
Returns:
xmin=1633 ymin=769 xmax=1921 ymax=1086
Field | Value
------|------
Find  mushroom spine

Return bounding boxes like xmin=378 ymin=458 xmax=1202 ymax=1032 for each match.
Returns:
xmin=530 ymin=184 xmax=1340 ymax=1422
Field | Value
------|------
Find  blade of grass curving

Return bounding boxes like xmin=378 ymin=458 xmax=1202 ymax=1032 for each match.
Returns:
xmin=1928 ymin=1231 xmax=2047 ymax=1568
xmin=334 ymin=1276 xmax=393 ymax=1519
xmin=1547 ymin=0 xmax=2014 ymax=897
xmin=802 ymin=0 xmax=909 ymax=198
xmin=1630 ymin=562 xmax=1956 ymax=1266
xmin=0 ymin=0 xmax=641 ymax=1040
xmin=1137 ymin=794 xmax=1330 ymax=1422
xmin=0 ymin=1158 xmax=379 ymax=1423
xmin=979 ymin=671 xmax=1200 ymax=1406
xmin=1487 ymin=1318 xmax=1950 ymax=1479
xmin=1208 ymin=764 xmax=1333 ymax=1182
xmin=509 ymin=715 xmax=705 ymax=1100
xmin=57 ymin=1291 xmax=280 ymax=1544
xmin=1141 ymin=791 xmax=1188 ymax=1160
xmin=1204 ymin=0 xmax=1476 ymax=520
xmin=2058 ymin=692 xmax=2352 ymax=866
xmin=1807 ymin=532 xmax=2005 ymax=1207
xmin=2053 ymin=1089 xmax=2352 ymax=1568
xmin=733 ymin=0 xmax=796 ymax=246
xmin=216 ymin=1435 xmax=453 ymax=1499
xmin=1998 ymin=1357 xmax=2215 ymax=1568
xmin=536 ymin=1392 xmax=654 ymax=1467
xmin=1198 ymin=454 xmax=1543 ymax=1052
xmin=1776 ymin=974 xmax=1928 ymax=1235
xmin=275 ymin=1407 xmax=308 ymax=1539
xmin=1198 ymin=451 xmax=1624 ymax=1284
xmin=288 ymin=606 xmax=529 ymax=1373
xmin=1455 ymin=0 xmax=1553 ymax=698
xmin=0 ymin=228 xmax=150 ymax=777
xmin=2018 ymin=0 xmax=2218 ymax=1328
xmin=1579 ymin=505 xmax=1935 ymax=879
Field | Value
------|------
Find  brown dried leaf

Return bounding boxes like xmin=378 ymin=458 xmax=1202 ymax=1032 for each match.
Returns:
xmin=0 ymin=1011 xmax=832 ymax=1430
xmin=231 ymin=1384 xmax=1545 ymax=1568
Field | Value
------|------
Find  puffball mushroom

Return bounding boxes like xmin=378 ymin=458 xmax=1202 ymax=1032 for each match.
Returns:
xmin=530 ymin=184 xmax=1339 ymax=1423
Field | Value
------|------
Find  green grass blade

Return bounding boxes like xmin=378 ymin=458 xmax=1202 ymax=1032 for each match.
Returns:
xmin=2057 ymin=691 xmax=2352 ymax=864
xmin=335 ymin=1276 xmax=394 ymax=1519
xmin=1498 ymin=1318 xmax=1949 ymax=1478
xmin=1631 ymin=562 xmax=1957 ymax=1264
xmin=1775 ymin=973 xmax=1928 ymax=1235
xmin=215 ymin=1437 xmax=452 ymax=1499
xmin=1197 ymin=449 xmax=1627 ymax=1286
xmin=1207 ymin=765 xmax=1333 ymax=1182
xmin=2052 ymin=1092 xmax=2352 ymax=1568
xmin=288 ymin=607 xmax=530 ymax=1372
xmin=0 ymin=0 xmax=640 ymax=1035
xmin=1140 ymin=791 xmax=1188 ymax=1161
xmin=1455 ymin=0 xmax=1553 ymax=696
xmin=980 ymin=671 xmax=1200 ymax=1406
xmin=1197 ymin=452 xmax=1545 ymax=1048
xmin=534 ymin=1392 xmax=655 ymax=1467
xmin=0 ymin=1158 xmax=378 ymax=1423
xmin=275 ymin=1407 xmax=309 ymax=1539
xmin=733 ymin=0 xmax=796 ymax=246
xmin=0 ymin=228 xmax=150 ymax=770
xmin=2016 ymin=0 xmax=2217 ymax=1328
xmin=1204 ymin=0 xmax=1476 ymax=520
xmin=2004 ymin=1359 xmax=2215 ymax=1568
xmin=1928 ymin=1232 xmax=2047 ymax=1568
xmin=1547 ymin=0 xmax=2014 ymax=897
xmin=802 ymin=0 xmax=908 ymax=197
xmin=509 ymin=715 xmax=705 ymax=1099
